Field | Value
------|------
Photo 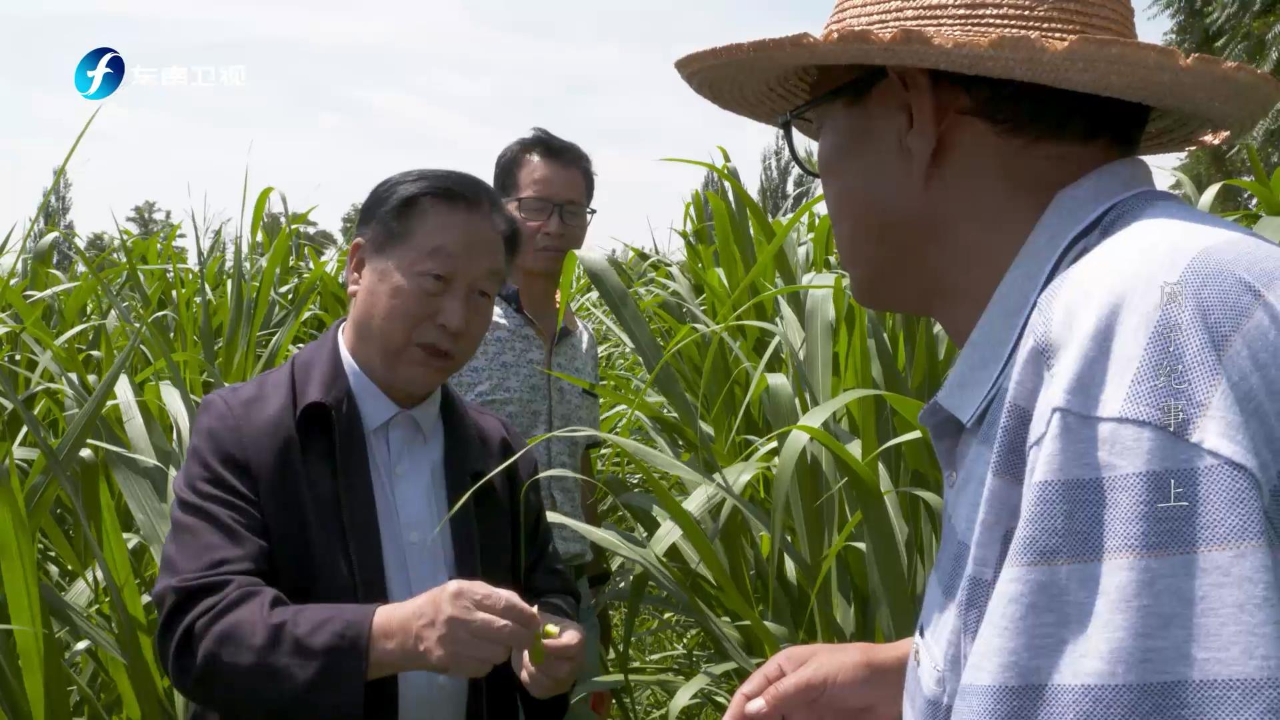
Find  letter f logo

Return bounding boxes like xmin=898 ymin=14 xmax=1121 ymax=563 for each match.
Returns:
xmin=76 ymin=48 xmax=126 ymax=100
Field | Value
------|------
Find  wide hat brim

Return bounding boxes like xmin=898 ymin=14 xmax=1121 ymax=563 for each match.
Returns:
xmin=676 ymin=28 xmax=1280 ymax=155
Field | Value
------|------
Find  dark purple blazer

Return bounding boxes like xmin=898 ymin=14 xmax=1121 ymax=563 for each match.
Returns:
xmin=154 ymin=322 xmax=579 ymax=719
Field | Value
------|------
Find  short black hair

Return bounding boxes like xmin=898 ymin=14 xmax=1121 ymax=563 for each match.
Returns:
xmin=493 ymin=128 xmax=596 ymax=204
xmin=355 ymin=169 xmax=519 ymax=264
xmin=929 ymin=70 xmax=1152 ymax=156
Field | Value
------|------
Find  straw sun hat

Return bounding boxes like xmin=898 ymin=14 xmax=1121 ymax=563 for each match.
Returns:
xmin=676 ymin=0 xmax=1280 ymax=155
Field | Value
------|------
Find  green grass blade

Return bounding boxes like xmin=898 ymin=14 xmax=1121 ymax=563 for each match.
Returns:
xmin=0 ymin=461 xmax=47 ymax=719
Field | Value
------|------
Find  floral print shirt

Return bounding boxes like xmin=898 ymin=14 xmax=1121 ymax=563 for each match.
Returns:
xmin=450 ymin=285 xmax=601 ymax=565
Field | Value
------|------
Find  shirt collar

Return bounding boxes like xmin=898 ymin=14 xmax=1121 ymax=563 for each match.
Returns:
xmin=930 ymin=157 xmax=1156 ymax=427
xmin=338 ymin=321 xmax=442 ymax=435
xmin=497 ymin=282 xmax=578 ymax=337
xmin=498 ymin=283 xmax=524 ymax=313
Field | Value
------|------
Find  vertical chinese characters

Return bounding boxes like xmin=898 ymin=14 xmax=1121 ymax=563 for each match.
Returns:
xmin=1156 ymin=280 xmax=1190 ymax=508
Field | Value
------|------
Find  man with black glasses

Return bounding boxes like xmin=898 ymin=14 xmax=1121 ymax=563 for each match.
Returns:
xmin=452 ymin=128 xmax=612 ymax=719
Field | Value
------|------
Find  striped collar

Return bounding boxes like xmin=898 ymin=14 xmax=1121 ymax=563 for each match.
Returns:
xmin=931 ymin=157 xmax=1157 ymax=427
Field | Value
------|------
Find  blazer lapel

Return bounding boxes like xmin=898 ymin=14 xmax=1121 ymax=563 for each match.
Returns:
xmin=332 ymin=392 xmax=388 ymax=603
xmin=440 ymin=386 xmax=487 ymax=580
xmin=441 ymin=386 xmax=507 ymax=720
xmin=293 ymin=322 xmax=389 ymax=605
xmin=292 ymin=322 xmax=398 ymax=718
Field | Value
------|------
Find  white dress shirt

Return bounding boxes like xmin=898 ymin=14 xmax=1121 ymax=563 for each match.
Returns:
xmin=338 ymin=323 xmax=466 ymax=719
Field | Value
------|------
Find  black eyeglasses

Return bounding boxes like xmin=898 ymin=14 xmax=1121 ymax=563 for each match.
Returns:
xmin=777 ymin=67 xmax=888 ymax=179
xmin=507 ymin=197 xmax=597 ymax=228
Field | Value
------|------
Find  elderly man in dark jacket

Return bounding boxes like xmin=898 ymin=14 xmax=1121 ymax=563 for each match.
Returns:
xmin=154 ymin=169 xmax=584 ymax=720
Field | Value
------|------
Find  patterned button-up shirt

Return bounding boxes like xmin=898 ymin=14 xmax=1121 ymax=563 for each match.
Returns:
xmin=906 ymin=158 xmax=1280 ymax=719
xmin=450 ymin=285 xmax=602 ymax=565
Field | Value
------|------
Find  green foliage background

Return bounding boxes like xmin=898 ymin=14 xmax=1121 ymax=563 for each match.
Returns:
xmin=2 ymin=114 xmax=1277 ymax=719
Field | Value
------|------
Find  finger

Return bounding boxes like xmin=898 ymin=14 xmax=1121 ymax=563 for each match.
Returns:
xmin=522 ymin=675 xmax=560 ymax=700
xmin=471 ymin=586 xmax=541 ymax=630
xmin=745 ymin=664 xmax=820 ymax=719
xmin=540 ymin=631 xmax=585 ymax=657
xmin=515 ymin=656 xmax=545 ymax=693
xmin=514 ymin=642 xmax=578 ymax=684
xmin=536 ymin=613 xmax=579 ymax=635
xmin=735 ymin=656 xmax=792 ymax=706
xmin=724 ymin=658 xmax=790 ymax=720
xmin=520 ymin=665 xmax=571 ymax=700
xmin=723 ymin=686 xmax=753 ymax=720
xmin=457 ymin=638 xmax=511 ymax=667
xmin=537 ymin=615 xmax=583 ymax=650
xmin=470 ymin=611 xmax=536 ymax=648
xmin=538 ymin=612 xmax=576 ymax=626
xmin=538 ymin=616 xmax=580 ymax=634
xmin=529 ymin=656 xmax=577 ymax=680
xmin=516 ymin=650 xmax=577 ymax=692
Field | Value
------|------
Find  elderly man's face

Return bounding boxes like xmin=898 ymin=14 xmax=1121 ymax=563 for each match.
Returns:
xmin=812 ymin=67 xmax=935 ymax=313
xmin=506 ymin=157 xmax=591 ymax=278
xmin=345 ymin=201 xmax=506 ymax=405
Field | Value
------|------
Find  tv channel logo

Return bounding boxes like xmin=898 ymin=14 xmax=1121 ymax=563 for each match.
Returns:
xmin=75 ymin=47 xmax=126 ymax=100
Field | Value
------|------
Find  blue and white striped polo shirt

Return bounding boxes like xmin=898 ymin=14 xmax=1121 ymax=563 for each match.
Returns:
xmin=905 ymin=158 xmax=1280 ymax=719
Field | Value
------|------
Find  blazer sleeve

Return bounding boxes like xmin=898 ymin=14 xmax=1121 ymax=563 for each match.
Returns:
xmin=153 ymin=391 xmax=377 ymax=719
xmin=503 ymin=423 xmax=581 ymax=720
xmin=508 ymin=428 xmax=580 ymax=620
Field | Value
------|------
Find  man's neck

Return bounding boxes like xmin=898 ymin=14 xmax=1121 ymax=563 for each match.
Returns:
xmin=341 ymin=319 xmax=437 ymax=409
xmin=511 ymin=268 xmax=564 ymax=329
xmin=924 ymin=145 xmax=1121 ymax=347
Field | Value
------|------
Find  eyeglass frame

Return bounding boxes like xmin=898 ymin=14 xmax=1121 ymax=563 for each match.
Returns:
xmin=777 ymin=66 xmax=889 ymax=179
xmin=505 ymin=196 xmax=598 ymax=228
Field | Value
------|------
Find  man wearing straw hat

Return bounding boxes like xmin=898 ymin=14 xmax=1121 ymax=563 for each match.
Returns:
xmin=677 ymin=2 xmax=1280 ymax=719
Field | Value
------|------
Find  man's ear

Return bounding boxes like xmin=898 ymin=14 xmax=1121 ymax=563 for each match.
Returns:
xmin=346 ymin=238 xmax=368 ymax=301
xmin=887 ymin=67 xmax=952 ymax=180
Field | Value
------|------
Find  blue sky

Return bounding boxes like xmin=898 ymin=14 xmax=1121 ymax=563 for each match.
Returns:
xmin=2 ymin=1 xmax=1172 ymax=254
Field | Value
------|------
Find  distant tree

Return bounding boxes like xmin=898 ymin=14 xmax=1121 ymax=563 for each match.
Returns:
xmin=84 ymin=231 xmax=113 ymax=259
xmin=1156 ymin=0 xmax=1280 ymax=78
xmin=37 ymin=167 xmax=77 ymax=271
xmin=193 ymin=223 xmax=229 ymax=262
xmin=757 ymin=129 xmax=818 ymax=218
xmin=340 ymin=202 xmax=362 ymax=243
xmin=308 ymin=228 xmax=339 ymax=254
xmin=126 ymin=200 xmax=184 ymax=240
xmin=1152 ymin=0 xmax=1280 ymax=203
xmin=169 ymin=243 xmax=191 ymax=265
xmin=690 ymin=167 xmax=727 ymax=241
xmin=262 ymin=209 xmax=339 ymax=255
xmin=699 ymin=167 xmax=726 ymax=215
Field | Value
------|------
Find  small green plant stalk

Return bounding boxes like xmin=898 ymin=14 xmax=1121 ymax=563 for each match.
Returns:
xmin=528 ymin=607 xmax=561 ymax=666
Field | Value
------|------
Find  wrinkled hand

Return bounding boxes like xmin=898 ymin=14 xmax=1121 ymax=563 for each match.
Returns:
xmin=511 ymin=611 xmax=586 ymax=700
xmin=723 ymin=640 xmax=911 ymax=720
xmin=373 ymin=579 xmax=541 ymax=679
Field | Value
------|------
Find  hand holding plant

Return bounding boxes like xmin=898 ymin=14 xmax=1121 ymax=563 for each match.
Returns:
xmin=368 ymin=579 xmax=541 ymax=679
xmin=511 ymin=609 xmax=585 ymax=699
